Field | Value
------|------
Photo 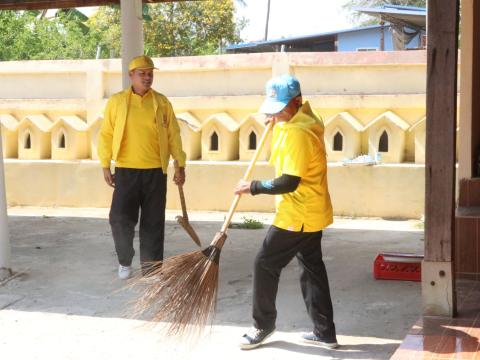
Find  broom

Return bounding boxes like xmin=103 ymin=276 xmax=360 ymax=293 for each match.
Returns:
xmin=174 ymin=160 xmax=201 ymax=247
xmin=131 ymin=121 xmax=273 ymax=339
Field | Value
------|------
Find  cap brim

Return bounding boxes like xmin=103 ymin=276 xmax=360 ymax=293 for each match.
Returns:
xmin=129 ymin=66 xmax=158 ymax=71
xmin=259 ymin=99 xmax=288 ymax=115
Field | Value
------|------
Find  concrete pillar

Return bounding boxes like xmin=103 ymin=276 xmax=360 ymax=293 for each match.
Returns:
xmin=422 ymin=261 xmax=455 ymax=316
xmin=120 ymin=0 xmax=144 ymax=89
xmin=0 ymin=134 xmax=12 ymax=281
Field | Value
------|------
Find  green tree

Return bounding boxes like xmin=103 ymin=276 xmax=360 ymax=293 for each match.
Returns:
xmin=87 ymin=0 xmax=242 ymax=58
xmin=343 ymin=0 xmax=427 ymax=25
xmin=0 ymin=0 xmax=243 ymax=61
xmin=87 ymin=6 xmax=122 ymax=58
xmin=144 ymin=0 xmax=241 ymax=56
xmin=0 ymin=10 xmax=97 ymax=60
xmin=0 ymin=11 xmax=33 ymax=60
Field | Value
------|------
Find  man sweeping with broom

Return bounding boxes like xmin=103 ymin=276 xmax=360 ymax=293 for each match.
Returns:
xmin=234 ymin=74 xmax=338 ymax=350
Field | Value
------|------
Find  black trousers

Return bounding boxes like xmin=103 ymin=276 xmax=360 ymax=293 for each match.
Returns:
xmin=253 ymin=225 xmax=336 ymax=340
xmin=109 ymin=167 xmax=167 ymax=267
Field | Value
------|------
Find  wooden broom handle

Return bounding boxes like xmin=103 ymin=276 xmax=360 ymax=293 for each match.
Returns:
xmin=174 ymin=160 xmax=188 ymax=221
xmin=220 ymin=121 xmax=274 ymax=234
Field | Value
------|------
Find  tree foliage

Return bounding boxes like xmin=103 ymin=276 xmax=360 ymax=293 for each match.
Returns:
xmin=144 ymin=0 xmax=242 ymax=56
xmin=343 ymin=0 xmax=427 ymax=25
xmin=0 ymin=0 xmax=243 ymax=61
xmin=0 ymin=10 xmax=97 ymax=60
xmin=87 ymin=6 xmax=122 ymax=58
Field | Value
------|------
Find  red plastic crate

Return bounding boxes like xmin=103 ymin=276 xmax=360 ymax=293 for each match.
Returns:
xmin=373 ymin=252 xmax=423 ymax=282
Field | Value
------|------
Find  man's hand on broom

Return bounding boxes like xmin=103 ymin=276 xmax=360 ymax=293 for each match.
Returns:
xmin=234 ymin=179 xmax=251 ymax=195
xmin=174 ymin=166 xmax=185 ymax=186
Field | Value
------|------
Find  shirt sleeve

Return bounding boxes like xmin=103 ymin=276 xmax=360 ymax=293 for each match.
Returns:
xmin=165 ymin=99 xmax=187 ymax=167
xmin=250 ymin=174 xmax=301 ymax=195
xmin=97 ymin=98 xmax=115 ymax=168
xmin=280 ymin=128 xmax=314 ymax=177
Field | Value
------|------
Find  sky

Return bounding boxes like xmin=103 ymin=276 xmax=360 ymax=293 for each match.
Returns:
xmin=235 ymin=0 xmax=354 ymax=42
xmin=76 ymin=0 xmax=355 ymax=43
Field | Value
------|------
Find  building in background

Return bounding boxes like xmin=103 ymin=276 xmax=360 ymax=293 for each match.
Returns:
xmin=227 ymin=5 xmax=426 ymax=54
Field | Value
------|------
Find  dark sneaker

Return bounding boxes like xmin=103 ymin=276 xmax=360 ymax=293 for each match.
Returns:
xmin=239 ymin=327 xmax=276 ymax=350
xmin=301 ymin=332 xmax=339 ymax=349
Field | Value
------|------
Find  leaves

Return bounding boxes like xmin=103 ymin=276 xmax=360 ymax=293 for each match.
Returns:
xmin=0 ymin=9 xmax=97 ymax=60
xmin=0 ymin=0 xmax=244 ymax=60
xmin=144 ymin=0 xmax=242 ymax=57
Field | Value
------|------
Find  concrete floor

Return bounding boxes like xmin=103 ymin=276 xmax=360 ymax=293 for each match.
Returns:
xmin=0 ymin=208 xmax=424 ymax=360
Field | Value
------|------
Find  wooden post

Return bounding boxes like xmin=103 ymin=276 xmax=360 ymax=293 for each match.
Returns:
xmin=423 ymin=0 xmax=459 ymax=316
xmin=471 ymin=0 xmax=480 ymax=176
xmin=380 ymin=21 xmax=385 ymax=51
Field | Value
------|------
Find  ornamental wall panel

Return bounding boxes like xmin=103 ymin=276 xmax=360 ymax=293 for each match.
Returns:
xmin=177 ymin=112 xmax=202 ymax=161
xmin=364 ymin=111 xmax=410 ymax=163
xmin=238 ymin=113 xmax=271 ymax=161
xmin=88 ymin=116 xmax=102 ymax=161
xmin=409 ymin=117 xmax=426 ymax=164
xmin=201 ymin=112 xmax=239 ymax=161
xmin=0 ymin=114 xmax=19 ymax=158
xmin=324 ymin=112 xmax=363 ymax=162
xmin=17 ymin=115 xmax=53 ymax=160
xmin=50 ymin=115 xmax=89 ymax=160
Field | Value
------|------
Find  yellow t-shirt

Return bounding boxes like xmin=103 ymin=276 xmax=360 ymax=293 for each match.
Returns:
xmin=269 ymin=101 xmax=333 ymax=232
xmin=115 ymin=90 xmax=162 ymax=169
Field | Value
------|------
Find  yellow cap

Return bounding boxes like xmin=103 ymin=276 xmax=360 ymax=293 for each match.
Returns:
xmin=128 ymin=55 xmax=157 ymax=71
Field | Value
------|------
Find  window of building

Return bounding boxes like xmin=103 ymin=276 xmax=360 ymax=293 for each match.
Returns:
xmin=210 ymin=131 xmax=219 ymax=151
xmin=333 ymin=131 xmax=343 ymax=151
xmin=379 ymin=130 xmax=389 ymax=152
xmin=248 ymin=131 xmax=257 ymax=150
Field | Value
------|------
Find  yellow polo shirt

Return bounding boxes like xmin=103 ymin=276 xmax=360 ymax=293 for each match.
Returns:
xmin=269 ymin=101 xmax=333 ymax=232
xmin=115 ymin=90 xmax=162 ymax=169
xmin=98 ymin=88 xmax=186 ymax=173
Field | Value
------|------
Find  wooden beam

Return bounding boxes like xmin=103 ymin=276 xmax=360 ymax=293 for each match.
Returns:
xmin=0 ymin=0 xmax=195 ymax=10
xmin=471 ymin=0 xmax=480 ymax=175
xmin=423 ymin=0 xmax=459 ymax=316
xmin=425 ymin=0 xmax=459 ymax=262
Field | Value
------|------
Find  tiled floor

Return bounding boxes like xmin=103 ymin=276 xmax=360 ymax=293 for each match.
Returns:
xmin=391 ymin=279 xmax=480 ymax=359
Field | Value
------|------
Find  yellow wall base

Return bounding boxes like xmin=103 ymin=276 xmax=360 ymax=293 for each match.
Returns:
xmin=4 ymin=160 xmax=424 ymax=219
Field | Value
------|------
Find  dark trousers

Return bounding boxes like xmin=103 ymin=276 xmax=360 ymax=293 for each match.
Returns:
xmin=253 ymin=225 xmax=336 ymax=340
xmin=109 ymin=167 xmax=167 ymax=267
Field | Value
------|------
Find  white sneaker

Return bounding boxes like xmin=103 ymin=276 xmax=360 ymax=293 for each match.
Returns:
xmin=118 ymin=265 xmax=132 ymax=280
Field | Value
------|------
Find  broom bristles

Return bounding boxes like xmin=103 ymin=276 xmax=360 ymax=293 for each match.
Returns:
xmin=128 ymin=245 xmax=221 ymax=339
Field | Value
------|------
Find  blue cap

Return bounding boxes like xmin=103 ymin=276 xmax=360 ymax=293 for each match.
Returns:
xmin=259 ymin=74 xmax=301 ymax=114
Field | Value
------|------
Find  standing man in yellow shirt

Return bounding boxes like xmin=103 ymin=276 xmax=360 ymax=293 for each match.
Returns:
xmin=234 ymin=75 xmax=337 ymax=350
xmin=98 ymin=55 xmax=186 ymax=280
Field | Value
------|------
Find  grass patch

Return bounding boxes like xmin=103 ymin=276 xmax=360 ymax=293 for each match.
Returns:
xmin=229 ymin=216 xmax=264 ymax=229
xmin=413 ymin=220 xmax=424 ymax=230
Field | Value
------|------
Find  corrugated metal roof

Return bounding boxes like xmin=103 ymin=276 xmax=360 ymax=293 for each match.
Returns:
xmin=227 ymin=24 xmax=386 ymax=51
xmin=354 ymin=5 xmax=426 ymax=29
